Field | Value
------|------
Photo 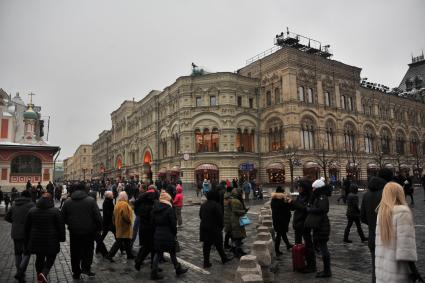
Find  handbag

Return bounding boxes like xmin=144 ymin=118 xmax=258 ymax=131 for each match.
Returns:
xmin=239 ymin=215 xmax=251 ymax=226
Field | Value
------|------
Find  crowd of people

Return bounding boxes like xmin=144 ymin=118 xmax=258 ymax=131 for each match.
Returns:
xmin=2 ymin=169 xmax=424 ymax=283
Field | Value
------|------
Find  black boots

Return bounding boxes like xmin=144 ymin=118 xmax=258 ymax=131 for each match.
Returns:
xmin=316 ymin=256 xmax=332 ymax=278
xmin=150 ymin=269 xmax=164 ymax=280
xmin=175 ymin=264 xmax=188 ymax=276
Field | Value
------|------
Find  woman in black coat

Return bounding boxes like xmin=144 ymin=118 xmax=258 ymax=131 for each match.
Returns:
xmin=135 ymin=186 xmax=159 ymax=271
xmin=271 ymin=186 xmax=293 ymax=255
xmin=305 ymin=178 xmax=331 ymax=278
xmin=150 ymin=191 xmax=187 ymax=280
xmin=25 ymin=193 xmax=65 ymax=282
xmin=199 ymin=190 xmax=232 ymax=268
xmin=344 ymin=184 xmax=367 ymax=243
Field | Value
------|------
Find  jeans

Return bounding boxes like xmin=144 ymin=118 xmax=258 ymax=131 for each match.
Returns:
xmin=175 ymin=207 xmax=183 ymax=226
xmin=108 ymin=238 xmax=133 ymax=258
xmin=35 ymin=254 xmax=57 ymax=276
xmin=70 ymin=233 xmax=95 ymax=275
xmin=13 ymin=239 xmax=31 ymax=276
xmin=344 ymin=217 xmax=366 ymax=240
xmin=275 ymin=231 xmax=291 ymax=252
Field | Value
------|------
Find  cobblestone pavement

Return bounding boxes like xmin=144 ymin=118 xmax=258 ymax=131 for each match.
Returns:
xmin=1 ymin=188 xmax=425 ymax=283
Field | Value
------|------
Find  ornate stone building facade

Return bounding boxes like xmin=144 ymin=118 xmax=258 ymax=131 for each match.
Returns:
xmin=92 ymin=35 xmax=425 ymax=186
xmin=63 ymin=144 xmax=93 ymax=180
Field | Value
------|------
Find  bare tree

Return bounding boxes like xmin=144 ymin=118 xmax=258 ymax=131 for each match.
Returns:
xmin=284 ymin=145 xmax=300 ymax=192
xmin=372 ymin=143 xmax=387 ymax=169
xmin=314 ymin=139 xmax=330 ymax=182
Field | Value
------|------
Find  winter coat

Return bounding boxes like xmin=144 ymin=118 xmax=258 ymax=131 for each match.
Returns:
xmin=202 ymin=181 xmax=210 ymax=193
xmin=113 ymin=200 xmax=133 ymax=239
xmin=61 ymin=190 xmax=102 ymax=235
xmin=271 ymin=193 xmax=292 ymax=233
xmin=200 ymin=199 xmax=224 ymax=243
xmin=102 ymin=197 xmax=115 ymax=231
xmin=173 ymin=186 xmax=183 ymax=208
xmin=5 ymin=197 xmax=35 ymax=239
xmin=223 ymin=191 xmax=233 ymax=233
xmin=346 ymin=193 xmax=361 ymax=218
xmin=361 ymin=176 xmax=386 ymax=247
xmin=242 ymin=181 xmax=251 ymax=193
xmin=375 ymin=205 xmax=417 ymax=283
xmin=291 ymin=192 xmax=310 ymax=231
xmin=137 ymin=190 xmax=158 ymax=245
xmin=151 ymin=202 xmax=177 ymax=252
xmin=306 ymin=186 xmax=330 ymax=242
xmin=230 ymin=195 xmax=247 ymax=239
xmin=25 ymin=197 xmax=65 ymax=255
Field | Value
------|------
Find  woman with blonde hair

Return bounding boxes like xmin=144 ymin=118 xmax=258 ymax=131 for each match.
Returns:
xmin=375 ymin=182 xmax=421 ymax=282
xmin=106 ymin=191 xmax=135 ymax=261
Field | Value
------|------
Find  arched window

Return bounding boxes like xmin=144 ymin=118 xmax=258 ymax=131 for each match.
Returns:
xmin=298 ymin=86 xmax=304 ymax=102
xmin=172 ymin=133 xmax=180 ymax=156
xmin=237 ymin=128 xmax=255 ymax=152
xmin=364 ymin=127 xmax=374 ymax=154
xmin=11 ymin=155 xmax=42 ymax=174
xmin=160 ymin=139 xmax=167 ymax=158
xmin=274 ymin=88 xmax=280 ymax=104
xmin=203 ymin=129 xmax=211 ymax=152
xmin=267 ymin=119 xmax=284 ymax=152
xmin=344 ymin=123 xmax=356 ymax=152
xmin=211 ymin=128 xmax=219 ymax=152
xmin=381 ymin=128 xmax=391 ymax=154
xmin=307 ymin=88 xmax=313 ymax=103
xmin=411 ymin=134 xmax=419 ymax=155
xmin=301 ymin=118 xmax=315 ymax=150
xmin=195 ymin=129 xmax=204 ymax=153
xmin=325 ymin=120 xmax=335 ymax=151
xmin=396 ymin=131 xmax=405 ymax=155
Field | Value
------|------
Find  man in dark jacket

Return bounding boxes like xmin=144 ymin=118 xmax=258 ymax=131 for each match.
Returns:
xmin=95 ymin=191 xmax=115 ymax=257
xmin=343 ymin=184 xmax=367 ymax=243
xmin=46 ymin=181 xmax=54 ymax=196
xmin=135 ymin=185 xmax=158 ymax=271
xmin=25 ymin=193 xmax=65 ymax=283
xmin=5 ymin=190 xmax=35 ymax=283
xmin=200 ymin=190 xmax=232 ymax=268
xmin=61 ymin=183 xmax=102 ymax=279
xmin=360 ymin=168 xmax=393 ymax=283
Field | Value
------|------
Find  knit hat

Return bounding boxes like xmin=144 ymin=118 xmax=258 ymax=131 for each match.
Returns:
xmin=312 ymin=177 xmax=326 ymax=189
xmin=159 ymin=191 xmax=172 ymax=206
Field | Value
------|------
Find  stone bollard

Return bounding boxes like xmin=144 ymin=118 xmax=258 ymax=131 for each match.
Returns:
xmin=235 ymin=255 xmax=262 ymax=283
xmin=251 ymin=241 xmax=274 ymax=283
xmin=241 ymin=274 xmax=263 ymax=283
xmin=257 ymin=232 xmax=273 ymax=258
xmin=261 ymin=220 xmax=275 ymax=240
xmin=261 ymin=215 xmax=272 ymax=224
xmin=256 ymin=225 xmax=269 ymax=234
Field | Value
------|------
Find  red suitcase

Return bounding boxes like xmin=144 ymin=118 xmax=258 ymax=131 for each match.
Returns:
xmin=292 ymin=244 xmax=306 ymax=271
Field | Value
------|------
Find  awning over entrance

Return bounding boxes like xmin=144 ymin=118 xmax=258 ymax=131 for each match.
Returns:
xmin=195 ymin=164 xmax=219 ymax=171
xmin=367 ymin=163 xmax=379 ymax=170
xmin=303 ymin=161 xmax=319 ymax=169
xmin=266 ymin=163 xmax=284 ymax=170
xmin=384 ymin=163 xmax=394 ymax=169
xmin=170 ymin=165 xmax=180 ymax=172
xmin=158 ymin=167 xmax=167 ymax=174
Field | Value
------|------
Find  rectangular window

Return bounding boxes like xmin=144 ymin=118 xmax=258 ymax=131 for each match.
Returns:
xmin=266 ymin=91 xmax=271 ymax=106
xmin=249 ymin=98 xmax=254 ymax=108
xmin=196 ymin=97 xmax=202 ymax=107
xmin=325 ymin=92 xmax=330 ymax=106
xmin=1 ymin=119 xmax=9 ymax=139
xmin=341 ymin=96 xmax=346 ymax=109
xmin=210 ymin=96 xmax=217 ymax=106
xmin=347 ymin=97 xmax=353 ymax=111
xmin=1 ymin=168 xmax=7 ymax=180
xmin=307 ymin=88 xmax=313 ymax=103
xmin=237 ymin=96 xmax=242 ymax=107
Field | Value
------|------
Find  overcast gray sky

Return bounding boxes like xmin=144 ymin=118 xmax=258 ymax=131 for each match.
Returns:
xmin=1 ymin=0 xmax=424 ymax=159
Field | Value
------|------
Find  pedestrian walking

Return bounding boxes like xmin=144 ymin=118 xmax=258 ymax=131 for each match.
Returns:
xmin=305 ymin=177 xmax=332 ymax=278
xmin=150 ymin=191 xmax=188 ymax=280
xmin=229 ymin=187 xmax=248 ymax=258
xmin=106 ymin=191 xmax=135 ymax=261
xmin=131 ymin=185 xmax=145 ymax=248
xmin=202 ymin=179 xmax=210 ymax=196
xmin=343 ymin=184 xmax=367 ymax=243
xmin=5 ymin=190 xmax=35 ymax=283
xmin=200 ymin=190 xmax=232 ymax=268
xmin=11 ymin=187 xmax=19 ymax=204
xmin=271 ymin=186 xmax=293 ymax=255
xmin=25 ymin=193 xmax=65 ymax=283
xmin=173 ymin=183 xmax=183 ymax=227
xmin=360 ymin=168 xmax=393 ymax=283
xmin=61 ymin=183 xmax=102 ymax=279
xmin=223 ymin=185 xmax=233 ymax=249
xmin=4 ymin=193 xmax=11 ymax=212
xmin=135 ymin=185 xmax=159 ymax=271
xmin=421 ymin=174 xmax=425 ymax=201
xmin=242 ymin=180 xmax=251 ymax=202
xmin=96 ymin=191 xmax=115 ymax=256
xmin=291 ymin=178 xmax=316 ymax=273
xmin=375 ymin=182 xmax=420 ymax=282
